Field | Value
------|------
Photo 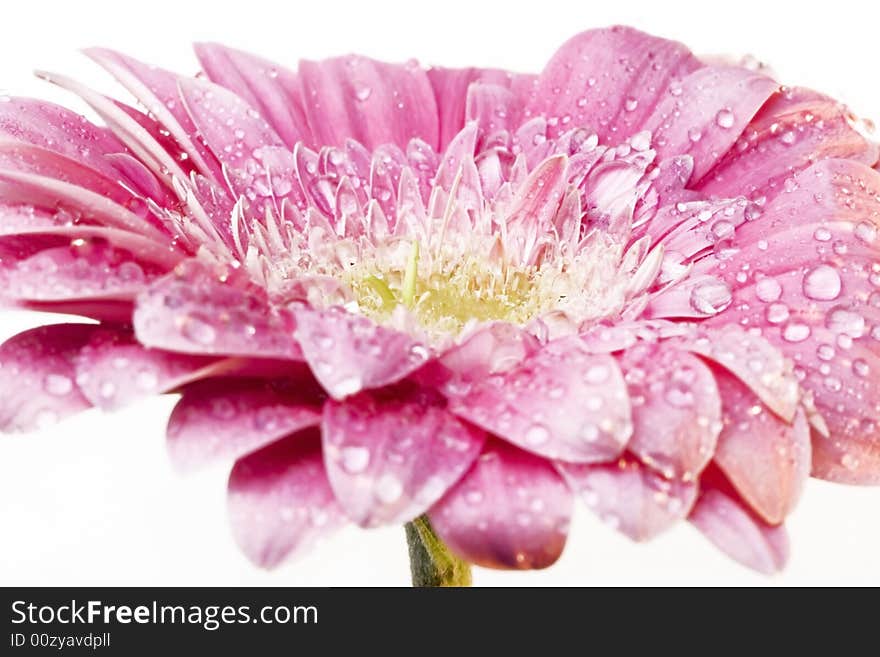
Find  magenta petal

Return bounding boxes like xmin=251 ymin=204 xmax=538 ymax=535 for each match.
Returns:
xmin=712 ymin=370 xmax=811 ymax=524
xmin=645 ymin=66 xmax=779 ymax=181
xmin=194 ymin=43 xmax=311 ymax=149
xmin=168 ymin=383 xmax=321 ymax=472
xmin=74 ymin=329 xmax=227 ymax=411
xmin=227 ymin=430 xmax=345 ymax=568
xmin=449 ymin=337 xmax=632 ymax=463
xmin=0 ymin=324 xmax=95 ymax=432
xmin=429 ymin=440 xmax=573 ymax=570
xmin=298 ymin=55 xmax=439 ymax=151
xmin=690 ymin=485 xmax=789 ymax=575
xmin=620 ymin=343 xmax=722 ymax=479
xmin=558 ymin=457 xmax=698 ymax=541
xmin=322 ymin=388 xmax=485 ymax=527
xmin=526 ymin=26 xmax=701 ymax=143
xmin=292 ymin=306 xmax=429 ymax=399
xmin=133 ymin=260 xmax=303 ymax=360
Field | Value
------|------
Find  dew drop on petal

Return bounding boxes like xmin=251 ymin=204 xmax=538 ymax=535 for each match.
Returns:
xmin=340 ymin=445 xmax=370 ymax=474
xmin=44 ymin=373 xmax=73 ymax=396
xmin=782 ymin=323 xmax=811 ymax=343
xmin=715 ymin=109 xmax=735 ymax=129
xmin=690 ymin=280 xmax=732 ymax=315
xmin=525 ymin=424 xmax=551 ymax=446
xmin=755 ymin=277 xmax=782 ymax=303
xmin=825 ymin=307 xmax=865 ymax=338
xmin=802 ymin=265 xmax=841 ymax=301
xmin=375 ymin=474 xmax=403 ymax=504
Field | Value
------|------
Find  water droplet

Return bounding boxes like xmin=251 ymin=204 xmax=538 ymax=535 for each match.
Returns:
xmin=855 ymin=221 xmax=877 ymax=244
xmin=853 ymin=358 xmax=870 ymax=377
xmin=782 ymin=323 xmax=811 ymax=343
xmin=813 ymin=227 xmax=832 ymax=242
xmin=690 ymin=280 xmax=732 ymax=315
xmin=44 ymin=373 xmax=73 ymax=396
xmin=584 ymin=364 xmax=609 ymax=384
xmin=802 ymin=264 xmax=841 ymax=301
xmin=826 ymin=307 xmax=865 ymax=338
xmin=624 ymin=97 xmax=639 ymax=112
xmin=715 ymin=108 xmax=735 ymax=129
xmin=375 ymin=474 xmax=403 ymax=504
xmin=355 ymin=85 xmax=372 ymax=102
xmin=766 ymin=303 xmax=790 ymax=324
xmin=180 ymin=315 xmax=217 ymax=345
xmin=524 ymin=424 xmax=551 ymax=446
xmin=755 ymin=277 xmax=782 ymax=303
xmin=340 ymin=445 xmax=370 ymax=474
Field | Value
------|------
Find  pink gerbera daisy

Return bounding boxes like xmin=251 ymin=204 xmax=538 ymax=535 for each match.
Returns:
xmin=1 ymin=26 xmax=878 ymax=585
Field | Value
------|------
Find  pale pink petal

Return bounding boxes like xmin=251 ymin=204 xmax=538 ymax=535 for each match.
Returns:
xmin=429 ymin=440 xmax=573 ymax=570
xmin=168 ymin=380 xmax=322 ymax=472
xmin=698 ymin=88 xmax=880 ymax=199
xmin=133 ymin=260 xmax=303 ymax=360
xmin=558 ymin=457 xmax=698 ymax=541
xmin=620 ymin=342 xmax=722 ymax=479
xmin=73 ymin=329 xmax=230 ymax=411
xmin=526 ymin=26 xmax=701 ymax=142
xmin=448 ymin=337 xmax=632 ymax=463
xmin=0 ymin=324 xmax=95 ymax=432
xmin=712 ymin=370 xmax=811 ymax=524
xmin=644 ymin=66 xmax=779 ymax=181
xmin=298 ymin=55 xmax=439 ymax=151
xmin=322 ymin=387 xmax=485 ymax=527
xmin=292 ymin=306 xmax=429 ymax=399
xmin=194 ymin=43 xmax=311 ymax=148
xmin=227 ymin=430 xmax=346 ymax=568
xmin=689 ymin=482 xmax=789 ymax=575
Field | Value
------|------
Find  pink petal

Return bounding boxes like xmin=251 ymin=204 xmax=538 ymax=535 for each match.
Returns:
xmin=194 ymin=43 xmax=312 ymax=149
xmin=322 ymin=387 xmax=485 ymax=527
xmin=298 ymin=55 xmax=439 ymax=151
xmin=698 ymin=88 xmax=880 ymax=199
xmin=178 ymin=77 xmax=285 ymax=172
xmin=73 ymin=329 xmax=229 ymax=411
xmin=0 ymin=204 xmax=178 ymax=269
xmin=292 ymin=306 xmax=429 ymax=399
xmin=681 ymin=325 xmax=800 ymax=423
xmin=168 ymin=380 xmax=322 ymax=472
xmin=0 ymin=324 xmax=95 ymax=432
xmin=707 ymin=159 xmax=880 ymax=482
xmin=525 ymin=26 xmax=701 ymax=143
xmin=644 ymin=66 xmax=779 ymax=181
xmin=712 ymin=370 xmax=811 ymax=524
xmin=133 ymin=260 xmax=303 ymax=360
xmin=227 ymin=429 xmax=345 ymax=568
xmin=689 ymin=480 xmax=789 ymax=575
xmin=620 ymin=342 xmax=722 ymax=479
xmin=448 ymin=337 xmax=632 ymax=463
xmin=429 ymin=439 xmax=573 ymax=570
xmin=3 ymin=241 xmax=160 ymax=303
xmin=83 ymin=48 xmax=219 ymax=179
xmin=0 ymin=97 xmax=125 ymax=179
xmin=0 ymin=167 xmax=170 ymax=247
xmin=427 ymin=66 xmax=530 ymax=149
xmin=558 ymin=457 xmax=698 ymax=541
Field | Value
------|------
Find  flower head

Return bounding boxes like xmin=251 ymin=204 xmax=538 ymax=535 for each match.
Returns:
xmin=2 ymin=26 xmax=879 ymax=575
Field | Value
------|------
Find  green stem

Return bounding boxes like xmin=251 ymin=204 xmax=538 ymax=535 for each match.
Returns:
xmin=404 ymin=516 xmax=472 ymax=587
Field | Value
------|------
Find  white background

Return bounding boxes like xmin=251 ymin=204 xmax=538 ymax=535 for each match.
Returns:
xmin=1 ymin=0 xmax=879 ymax=586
